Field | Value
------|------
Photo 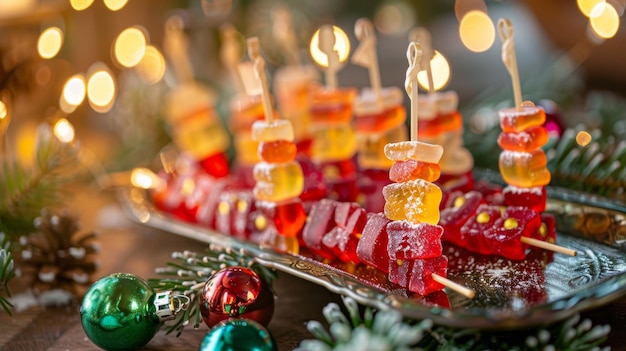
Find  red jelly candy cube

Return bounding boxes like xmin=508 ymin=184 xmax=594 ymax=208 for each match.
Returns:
xmin=356 ymin=213 xmax=392 ymax=273
xmin=460 ymin=204 xmax=503 ymax=255
xmin=198 ymin=151 xmax=230 ymax=178
xmin=484 ymin=206 xmax=541 ymax=260
xmin=322 ymin=207 xmax=367 ymax=264
xmin=302 ymin=199 xmax=338 ymax=259
xmin=439 ymin=191 xmax=485 ymax=247
xmin=389 ymin=256 xmax=448 ymax=296
xmin=386 ymin=221 xmax=443 ymax=260
xmin=503 ymin=185 xmax=547 ymax=212
xmin=297 ymin=155 xmax=327 ymax=202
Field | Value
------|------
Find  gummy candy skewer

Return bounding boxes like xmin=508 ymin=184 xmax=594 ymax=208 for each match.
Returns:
xmin=248 ymin=38 xmax=274 ymax=123
xmin=352 ymin=18 xmax=382 ymax=97
xmin=406 ymin=41 xmax=422 ymax=141
xmin=219 ymin=23 xmax=246 ymax=95
xmin=520 ymin=237 xmax=576 ymax=256
xmin=318 ymin=25 xmax=340 ymax=90
xmin=409 ymin=27 xmax=435 ymax=95
xmin=498 ymin=18 xmax=522 ymax=111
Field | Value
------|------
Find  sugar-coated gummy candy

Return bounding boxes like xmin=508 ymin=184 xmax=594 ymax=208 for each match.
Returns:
xmin=173 ymin=118 xmax=230 ymax=161
xmin=437 ymin=130 xmax=474 ymax=175
xmin=302 ymin=199 xmax=338 ymax=258
xmin=460 ymin=204 xmax=503 ymax=255
xmin=498 ymin=126 xmax=549 ymax=152
xmin=386 ymin=221 xmax=443 ymax=260
xmin=499 ymin=105 xmax=546 ymax=133
xmin=357 ymin=169 xmax=391 ymax=213
xmin=253 ymin=161 xmax=303 ymax=202
xmin=215 ymin=190 xmax=255 ymax=240
xmin=484 ymin=206 xmax=541 ymax=260
xmin=382 ymin=179 xmax=443 ymax=225
xmin=388 ymin=256 xmax=448 ymax=296
xmin=384 ymin=141 xmax=444 ymax=164
xmin=356 ymin=213 xmax=392 ymax=273
xmin=310 ymin=87 xmax=357 ymax=125
xmin=251 ymin=119 xmax=295 ymax=142
xmin=229 ymin=93 xmax=265 ymax=132
xmin=439 ymin=191 xmax=485 ymax=247
xmin=322 ymin=204 xmax=367 ymax=263
xmin=256 ymin=199 xmax=307 ymax=238
xmin=235 ymin=135 xmax=260 ymax=165
xmin=311 ymin=124 xmax=357 ymax=162
xmin=357 ymin=124 xmax=407 ymax=170
xmin=418 ymin=110 xmax=462 ymax=137
xmin=503 ymin=185 xmax=547 ymax=212
xmin=258 ymin=140 xmax=297 ymax=163
xmin=499 ymin=150 xmax=551 ymax=188
xmin=389 ymin=159 xmax=441 ymax=183
xmin=355 ymin=105 xmax=406 ymax=133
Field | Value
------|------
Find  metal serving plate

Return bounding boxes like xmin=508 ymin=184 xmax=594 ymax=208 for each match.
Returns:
xmin=119 ymin=185 xmax=626 ymax=329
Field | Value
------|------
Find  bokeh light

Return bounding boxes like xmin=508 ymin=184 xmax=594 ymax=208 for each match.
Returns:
xmin=374 ymin=2 xmax=415 ymax=34
xmin=0 ymin=100 xmax=7 ymax=120
xmin=576 ymin=131 xmax=593 ymax=146
xmin=70 ymin=0 xmax=95 ymax=11
xmin=61 ymin=74 xmax=87 ymax=110
xmin=113 ymin=26 xmax=148 ymax=68
xmin=37 ymin=27 xmax=63 ymax=59
xmin=103 ymin=0 xmax=128 ymax=11
xmin=417 ymin=50 xmax=451 ymax=91
xmin=578 ymin=0 xmax=605 ymax=17
xmin=309 ymin=26 xmax=351 ymax=68
xmin=459 ymin=10 xmax=496 ymax=52
xmin=131 ymin=167 xmax=165 ymax=190
xmin=53 ymin=118 xmax=75 ymax=143
xmin=454 ymin=0 xmax=488 ymax=22
xmin=135 ymin=45 xmax=166 ymax=84
xmin=87 ymin=65 xmax=116 ymax=112
xmin=590 ymin=2 xmax=620 ymax=38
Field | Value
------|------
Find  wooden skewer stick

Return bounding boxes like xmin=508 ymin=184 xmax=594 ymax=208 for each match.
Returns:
xmin=352 ymin=18 xmax=381 ymax=97
xmin=520 ymin=236 xmax=578 ymax=256
xmin=272 ymin=4 xmax=301 ymax=67
xmin=498 ymin=18 xmax=522 ymax=111
xmin=409 ymin=27 xmax=435 ymax=94
xmin=431 ymin=273 xmax=475 ymax=299
xmin=318 ymin=25 xmax=340 ymax=90
xmin=219 ymin=23 xmax=246 ymax=94
xmin=405 ymin=41 xmax=422 ymax=142
xmin=247 ymin=38 xmax=274 ymax=123
xmin=164 ymin=16 xmax=194 ymax=84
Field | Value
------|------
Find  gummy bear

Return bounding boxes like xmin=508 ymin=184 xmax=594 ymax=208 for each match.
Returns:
xmin=310 ymin=87 xmax=357 ymax=124
xmin=253 ymin=161 xmax=304 ymax=202
xmin=258 ymin=140 xmax=297 ymax=163
xmin=311 ymin=124 xmax=357 ymax=162
xmin=357 ymin=124 xmax=407 ymax=170
xmin=388 ymin=159 xmax=441 ymax=183
xmin=499 ymin=150 xmax=551 ymax=188
xmin=499 ymin=106 xmax=546 ymax=133
xmin=382 ymin=179 xmax=443 ymax=225
xmin=497 ymin=126 xmax=549 ymax=152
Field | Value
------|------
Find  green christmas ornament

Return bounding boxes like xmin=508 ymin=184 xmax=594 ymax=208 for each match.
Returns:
xmin=80 ymin=273 xmax=162 ymax=351
xmin=199 ymin=318 xmax=278 ymax=351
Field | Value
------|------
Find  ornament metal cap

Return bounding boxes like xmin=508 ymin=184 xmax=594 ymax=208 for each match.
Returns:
xmin=154 ymin=290 xmax=189 ymax=322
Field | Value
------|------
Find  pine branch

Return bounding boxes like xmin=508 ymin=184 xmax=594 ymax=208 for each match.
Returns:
xmin=148 ymin=246 xmax=276 ymax=336
xmin=0 ymin=232 xmax=15 ymax=315
xmin=0 ymin=123 xmax=81 ymax=241
xmin=296 ymin=297 xmax=611 ymax=351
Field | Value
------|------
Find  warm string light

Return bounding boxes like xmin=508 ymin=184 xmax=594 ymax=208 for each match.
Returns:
xmin=459 ymin=10 xmax=495 ymax=52
xmin=578 ymin=0 xmax=606 ymax=17
xmin=53 ymin=118 xmax=75 ymax=144
xmin=589 ymin=2 xmax=620 ymax=38
xmin=114 ymin=26 xmax=148 ymax=68
xmin=309 ymin=25 xmax=351 ymax=68
xmin=417 ymin=50 xmax=451 ymax=91
xmin=135 ymin=45 xmax=166 ymax=84
xmin=37 ymin=27 xmax=64 ymax=59
xmin=70 ymin=0 xmax=94 ymax=11
xmin=61 ymin=74 xmax=87 ymax=112
xmin=103 ymin=0 xmax=128 ymax=11
xmin=87 ymin=63 xmax=116 ymax=113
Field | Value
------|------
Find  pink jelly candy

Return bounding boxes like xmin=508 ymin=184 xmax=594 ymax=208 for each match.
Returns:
xmin=386 ymin=221 xmax=443 ymax=260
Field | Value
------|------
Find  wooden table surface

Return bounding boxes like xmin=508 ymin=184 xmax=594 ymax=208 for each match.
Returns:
xmin=1 ymin=186 xmax=626 ymax=351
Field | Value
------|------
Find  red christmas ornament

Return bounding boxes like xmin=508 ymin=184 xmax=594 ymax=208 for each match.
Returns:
xmin=199 ymin=266 xmax=274 ymax=328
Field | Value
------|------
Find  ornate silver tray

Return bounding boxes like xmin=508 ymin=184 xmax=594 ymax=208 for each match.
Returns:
xmin=119 ymin=185 xmax=626 ymax=329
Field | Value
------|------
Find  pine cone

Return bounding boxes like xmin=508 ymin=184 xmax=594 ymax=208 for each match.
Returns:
xmin=16 ymin=208 xmax=98 ymax=297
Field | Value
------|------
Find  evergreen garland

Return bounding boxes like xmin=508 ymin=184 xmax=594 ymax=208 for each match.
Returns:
xmin=148 ymin=246 xmax=276 ymax=336
xmin=0 ymin=232 xmax=14 ymax=314
xmin=296 ymin=296 xmax=611 ymax=351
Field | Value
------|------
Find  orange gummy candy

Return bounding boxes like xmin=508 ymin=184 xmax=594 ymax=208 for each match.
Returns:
xmin=389 ymin=159 xmax=441 ymax=183
xmin=258 ymin=140 xmax=297 ymax=163
xmin=499 ymin=150 xmax=551 ymax=187
xmin=382 ymin=179 xmax=442 ymax=225
xmin=310 ymin=88 xmax=357 ymax=125
xmin=355 ymin=105 xmax=406 ymax=133
xmin=499 ymin=106 xmax=546 ymax=133
xmin=418 ymin=110 xmax=462 ymax=137
xmin=497 ymin=126 xmax=549 ymax=152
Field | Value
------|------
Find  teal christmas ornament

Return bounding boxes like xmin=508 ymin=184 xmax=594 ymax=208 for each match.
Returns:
xmin=199 ymin=318 xmax=278 ymax=351
xmin=80 ymin=273 xmax=161 ymax=351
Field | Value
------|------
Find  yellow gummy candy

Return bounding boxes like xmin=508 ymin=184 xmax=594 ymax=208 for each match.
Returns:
xmin=499 ymin=150 xmax=551 ymax=188
xmin=253 ymin=161 xmax=304 ymax=201
xmin=357 ymin=124 xmax=407 ymax=169
xmin=311 ymin=124 xmax=357 ymax=162
xmin=173 ymin=113 xmax=229 ymax=159
xmin=384 ymin=141 xmax=444 ymax=164
xmin=251 ymin=120 xmax=295 ymax=142
xmin=234 ymin=134 xmax=260 ymax=165
xmin=382 ymin=178 xmax=442 ymax=225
